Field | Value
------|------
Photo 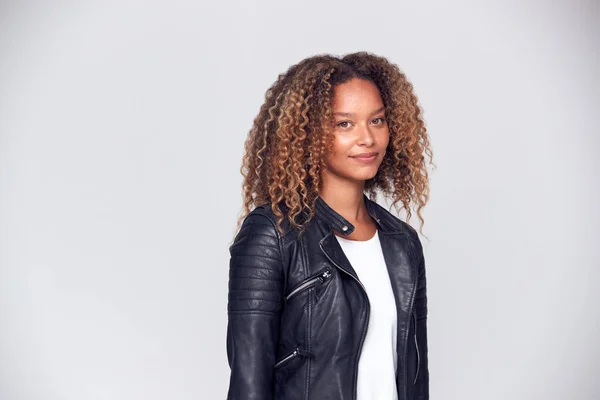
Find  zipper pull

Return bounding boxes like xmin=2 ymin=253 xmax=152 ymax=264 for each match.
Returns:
xmin=412 ymin=309 xmax=420 ymax=384
xmin=320 ymin=269 xmax=332 ymax=281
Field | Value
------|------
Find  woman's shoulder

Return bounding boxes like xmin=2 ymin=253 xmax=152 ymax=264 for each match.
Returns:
xmin=239 ymin=202 xmax=279 ymax=229
xmin=230 ymin=204 xmax=283 ymax=254
xmin=248 ymin=200 xmax=319 ymax=240
xmin=239 ymin=201 xmax=295 ymax=236
xmin=367 ymin=198 xmax=419 ymax=240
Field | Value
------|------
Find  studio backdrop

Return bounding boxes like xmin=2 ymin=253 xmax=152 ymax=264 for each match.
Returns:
xmin=0 ymin=1 xmax=598 ymax=399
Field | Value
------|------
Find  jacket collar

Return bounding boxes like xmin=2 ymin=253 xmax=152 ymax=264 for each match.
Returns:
xmin=315 ymin=193 xmax=413 ymax=304
xmin=314 ymin=193 xmax=401 ymax=236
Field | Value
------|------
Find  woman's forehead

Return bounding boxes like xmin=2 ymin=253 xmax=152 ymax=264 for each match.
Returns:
xmin=332 ymin=79 xmax=384 ymax=115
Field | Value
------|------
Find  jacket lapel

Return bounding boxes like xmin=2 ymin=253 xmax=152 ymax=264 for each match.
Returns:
xmin=319 ymin=232 xmax=360 ymax=281
xmin=314 ymin=193 xmax=410 ymax=283
xmin=378 ymin=232 xmax=416 ymax=312
xmin=314 ymin=193 xmax=418 ymax=389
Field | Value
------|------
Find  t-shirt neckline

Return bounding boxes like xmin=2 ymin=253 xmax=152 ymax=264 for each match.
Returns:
xmin=335 ymin=229 xmax=378 ymax=243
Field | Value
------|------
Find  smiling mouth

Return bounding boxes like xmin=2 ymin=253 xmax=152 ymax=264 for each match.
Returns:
xmin=350 ymin=152 xmax=378 ymax=159
xmin=349 ymin=153 xmax=379 ymax=164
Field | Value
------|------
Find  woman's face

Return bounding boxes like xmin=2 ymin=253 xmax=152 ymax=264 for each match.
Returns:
xmin=322 ymin=78 xmax=390 ymax=185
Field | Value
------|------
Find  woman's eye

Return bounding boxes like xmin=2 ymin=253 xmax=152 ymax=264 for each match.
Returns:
xmin=337 ymin=121 xmax=351 ymax=128
xmin=372 ymin=117 xmax=386 ymax=125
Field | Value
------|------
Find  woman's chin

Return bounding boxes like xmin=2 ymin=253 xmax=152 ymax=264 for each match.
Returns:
xmin=322 ymin=164 xmax=380 ymax=184
xmin=347 ymin=169 xmax=379 ymax=182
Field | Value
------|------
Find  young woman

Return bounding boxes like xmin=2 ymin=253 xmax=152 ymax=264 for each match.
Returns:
xmin=226 ymin=52 xmax=434 ymax=400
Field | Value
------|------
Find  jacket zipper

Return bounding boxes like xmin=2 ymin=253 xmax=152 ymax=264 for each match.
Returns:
xmin=412 ymin=309 xmax=420 ymax=384
xmin=285 ymin=268 xmax=332 ymax=301
xmin=404 ymin=267 xmax=419 ymax=400
xmin=319 ymin=239 xmax=370 ymax=400
xmin=274 ymin=346 xmax=315 ymax=368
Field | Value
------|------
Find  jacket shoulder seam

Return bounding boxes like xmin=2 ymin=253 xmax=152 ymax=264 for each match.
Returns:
xmin=245 ymin=206 xmax=285 ymax=268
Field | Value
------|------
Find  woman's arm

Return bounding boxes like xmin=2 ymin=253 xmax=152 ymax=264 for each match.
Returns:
xmin=226 ymin=212 xmax=284 ymax=400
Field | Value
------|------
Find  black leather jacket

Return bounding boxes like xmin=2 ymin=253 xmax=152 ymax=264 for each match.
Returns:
xmin=226 ymin=194 xmax=429 ymax=399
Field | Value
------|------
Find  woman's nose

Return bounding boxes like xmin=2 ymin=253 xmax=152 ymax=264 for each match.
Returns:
xmin=357 ymin=124 xmax=375 ymax=145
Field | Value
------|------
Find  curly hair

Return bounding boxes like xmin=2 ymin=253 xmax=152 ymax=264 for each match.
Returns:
xmin=235 ymin=51 xmax=435 ymax=237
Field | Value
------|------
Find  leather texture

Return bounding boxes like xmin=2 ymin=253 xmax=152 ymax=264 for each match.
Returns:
xmin=226 ymin=194 xmax=429 ymax=400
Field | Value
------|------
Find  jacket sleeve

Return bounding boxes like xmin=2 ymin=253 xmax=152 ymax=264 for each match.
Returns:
xmin=413 ymin=240 xmax=430 ymax=399
xmin=226 ymin=212 xmax=284 ymax=400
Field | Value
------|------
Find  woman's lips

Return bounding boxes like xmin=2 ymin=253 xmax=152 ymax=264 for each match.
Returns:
xmin=350 ymin=153 xmax=378 ymax=163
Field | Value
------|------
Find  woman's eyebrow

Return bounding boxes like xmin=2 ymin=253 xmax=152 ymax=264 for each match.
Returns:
xmin=333 ymin=106 xmax=386 ymax=117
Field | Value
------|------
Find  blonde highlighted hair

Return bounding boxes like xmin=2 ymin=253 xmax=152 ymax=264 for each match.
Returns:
xmin=236 ymin=51 xmax=434 ymax=236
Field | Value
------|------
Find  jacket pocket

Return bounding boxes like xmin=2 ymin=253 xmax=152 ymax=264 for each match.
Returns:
xmin=274 ymin=346 xmax=315 ymax=368
xmin=284 ymin=268 xmax=332 ymax=301
xmin=412 ymin=308 xmax=421 ymax=385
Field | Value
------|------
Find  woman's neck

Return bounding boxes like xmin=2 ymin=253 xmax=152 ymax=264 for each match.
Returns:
xmin=318 ymin=181 xmax=369 ymax=225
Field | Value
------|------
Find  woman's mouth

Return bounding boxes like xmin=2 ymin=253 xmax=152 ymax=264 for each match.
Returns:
xmin=350 ymin=152 xmax=378 ymax=163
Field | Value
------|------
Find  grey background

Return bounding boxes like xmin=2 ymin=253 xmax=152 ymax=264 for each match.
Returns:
xmin=1 ymin=1 xmax=598 ymax=399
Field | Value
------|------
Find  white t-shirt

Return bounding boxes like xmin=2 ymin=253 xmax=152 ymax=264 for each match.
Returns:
xmin=335 ymin=229 xmax=398 ymax=400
